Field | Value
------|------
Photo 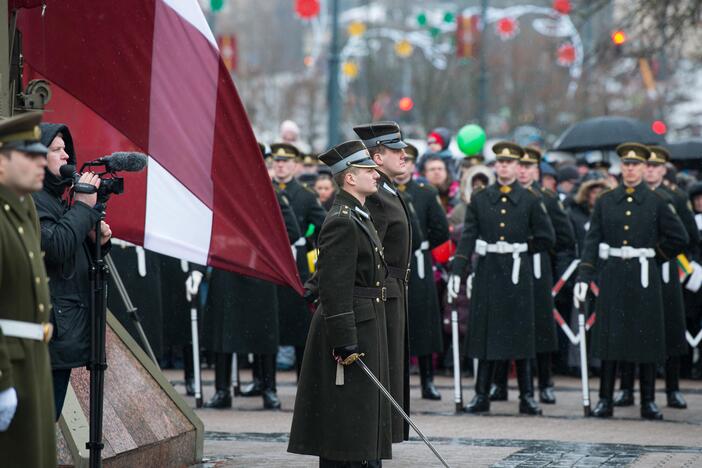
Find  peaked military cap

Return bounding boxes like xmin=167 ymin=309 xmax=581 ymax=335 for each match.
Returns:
xmin=353 ymin=121 xmax=408 ymax=150
xmin=319 ymin=140 xmax=377 ymax=175
xmin=647 ymin=145 xmax=670 ymax=165
xmin=0 ymin=111 xmax=48 ymax=155
xmin=270 ymin=142 xmax=301 ymax=161
xmin=521 ymin=145 xmax=542 ymax=165
xmin=492 ymin=141 xmax=524 ymax=161
xmin=302 ymin=153 xmax=319 ymax=166
xmin=616 ymin=142 xmax=649 ymax=163
xmin=404 ymin=142 xmax=419 ymax=161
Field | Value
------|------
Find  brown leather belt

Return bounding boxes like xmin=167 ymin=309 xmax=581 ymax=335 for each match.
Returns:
xmin=354 ymin=286 xmax=387 ymax=302
xmin=387 ymin=265 xmax=410 ymax=283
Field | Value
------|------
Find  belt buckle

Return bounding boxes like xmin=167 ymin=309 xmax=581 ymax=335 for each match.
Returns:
xmin=620 ymin=246 xmax=634 ymax=259
xmin=381 ymin=287 xmax=387 ymax=302
xmin=495 ymin=241 xmax=509 ymax=254
xmin=43 ymin=322 xmax=54 ymax=343
xmin=404 ymin=269 xmax=411 ymax=283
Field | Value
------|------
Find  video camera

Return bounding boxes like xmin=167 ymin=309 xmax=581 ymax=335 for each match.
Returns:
xmin=60 ymin=152 xmax=147 ymax=204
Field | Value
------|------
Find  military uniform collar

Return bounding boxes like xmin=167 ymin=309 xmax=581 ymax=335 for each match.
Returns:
xmin=274 ymin=178 xmax=298 ymax=191
xmin=334 ymin=189 xmax=366 ymax=213
xmin=615 ymin=182 xmax=648 ymax=205
xmin=488 ymin=180 xmax=523 ymax=204
xmin=0 ymin=183 xmax=31 ymax=217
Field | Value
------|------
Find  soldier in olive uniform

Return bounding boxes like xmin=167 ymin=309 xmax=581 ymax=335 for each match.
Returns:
xmin=614 ymin=145 xmax=700 ymax=409
xmin=395 ymin=144 xmax=449 ymax=400
xmin=354 ymin=122 xmax=413 ymax=442
xmin=491 ymin=146 xmax=575 ymax=404
xmin=574 ymin=143 xmax=688 ymax=419
xmin=0 ymin=112 xmax=56 ymax=467
xmin=204 ymin=175 xmax=302 ymax=410
xmin=271 ymin=143 xmax=326 ymax=376
xmin=288 ymin=140 xmax=392 ymax=467
xmin=448 ymin=141 xmax=555 ymax=415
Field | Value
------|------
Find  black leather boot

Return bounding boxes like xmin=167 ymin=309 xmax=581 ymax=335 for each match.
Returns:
xmin=261 ymin=353 xmax=281 ymax=410
xmin=613 ymin=361 xmax=635 ymax=407
xmin=489 ymin=360 xmax=509 ymax=401
xmin=239 ymin=354 xmax=263 ymax=397
xmin=295 ymin=346 xmax=306 ymax=380
xmin=204 ymin=352 xmax=232 ymax=408
xmin=464 ymin=360 xmax=492 ymax=413
xmin=640 ymin=363 xmax=663 ymax=420
xmin=419 ymin=355 xmax=441 ymax=400
xmin=183 ymin=345 xmax=195 ymax=397
xmin=537 ymin=352 xmax=556 ymax=404
xmin=665 ymin=356 xmax=687 ymax=409
xmin=516 ymin=359 xmax=542 ymax=415
xmin=591 ymin=360 xmax=616 ymax=418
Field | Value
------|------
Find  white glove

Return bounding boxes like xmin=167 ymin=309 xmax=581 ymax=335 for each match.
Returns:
xmin=185 ymin=270 xmax=204 ymax=302
xmin=573 ymin=282 xmax=588 ymax=308
xmin=466 ymin=274 xmax=474 ymax=300
xmin=447 ymin=274 xmax=461 ymax=303
xmin=0 ymin=387 xmax=18 ymax=432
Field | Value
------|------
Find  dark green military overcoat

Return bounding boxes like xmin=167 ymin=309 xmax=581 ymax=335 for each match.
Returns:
xmin=288 ymin=190 xmax=393 ymax=461
xmin=452 ymin=181 xmax=555 ymax=360
xmin=578 ymin=183 xmax=688 ymax=363
xmin=532 ymin=184 xmax=576 ymax=353
xmin=400 ymin=180 xmax=448 ymax=356
xmin=275 ymin=178 xmax=326 ymax=346
xmin=366 ymin=171 xmax=415 ymax=442
xmin=0 ymin=184 xmax=56 ymax=467
xmin=657 ymin=185 xmax=700 ymax=356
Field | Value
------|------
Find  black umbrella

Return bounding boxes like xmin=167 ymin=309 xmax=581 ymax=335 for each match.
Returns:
xmin=664 ymin=139 xmax=702 ymax=161
xmin=553 ymin=116 xmax=666 ymax=152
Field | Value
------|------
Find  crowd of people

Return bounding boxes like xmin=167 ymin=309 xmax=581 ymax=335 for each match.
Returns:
xmin=3 ymin=111 xmax=702 ymax=466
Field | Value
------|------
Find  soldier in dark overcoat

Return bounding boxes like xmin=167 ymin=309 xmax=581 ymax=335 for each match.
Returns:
xmin=354 ymin=122 xmax=413 ymax=442
xmin=0 ymin=112 xmax=56 ymax=467
xmin=271 ymin=143 xmax=326 ymax=375
xmin=574 ymin=143 xmax=689 ymax=420
xmin=614 ymin=145 xmax=700 ymax=409
xmin=491 ymin=146 xmax=575 ymax=404
xmin=395 ymin=146 xmax=449 ymax=400
xmin=203 ymin=187 xmax=301 ymax=409
xmin=448 ymin=141 xmax=555 ymax=415
xmin=288 ymin=140 xmax=392 ymax=467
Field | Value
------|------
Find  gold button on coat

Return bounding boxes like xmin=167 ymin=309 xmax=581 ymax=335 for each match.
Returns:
xmin=17 ymin=226 xmax=24 ymax=234
xmin=625 ymin=211 xmax=631 ymax=216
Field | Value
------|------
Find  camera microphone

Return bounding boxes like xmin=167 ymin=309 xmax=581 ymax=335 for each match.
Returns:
xmin=90 ymin=152 xmax=148 ymax=172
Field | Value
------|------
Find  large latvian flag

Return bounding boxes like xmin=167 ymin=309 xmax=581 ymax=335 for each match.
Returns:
xmin=13 ymin=0 xmax=302 ymax=293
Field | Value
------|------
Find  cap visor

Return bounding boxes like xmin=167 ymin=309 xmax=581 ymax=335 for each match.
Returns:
xmin=8 ymin=141 xmax=49 ymax=155
xmin=349 ymin=157 xmax=378 ymax=169
xmin=384 ymin=141 xmax=408 ymax=150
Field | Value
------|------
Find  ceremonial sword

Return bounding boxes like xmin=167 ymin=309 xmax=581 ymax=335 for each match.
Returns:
xmin=350 ymin=356 xmax=451 ymax=467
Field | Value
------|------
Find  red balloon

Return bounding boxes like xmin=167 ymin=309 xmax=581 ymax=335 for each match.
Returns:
xmin=553 ymin=0 xmax=572 ymax=15
xmin=295 ymin=0 xmax=320 ymax=19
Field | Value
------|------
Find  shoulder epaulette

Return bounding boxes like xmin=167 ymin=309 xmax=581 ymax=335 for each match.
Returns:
xmin=597 ymin=188 xmax=614 ymax=200
xmin=540 ymin=186 xmax=557 ymax=198
xmin=526 ymin=186 xmax=541 ymax=198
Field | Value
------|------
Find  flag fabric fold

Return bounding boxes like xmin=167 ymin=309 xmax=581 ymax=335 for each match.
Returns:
xmin=16 ymin=0 xmax=303 ymax=293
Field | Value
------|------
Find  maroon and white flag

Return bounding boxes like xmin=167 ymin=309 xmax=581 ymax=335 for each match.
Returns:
xmin=15 ymin=0 xmax=302 ymax=293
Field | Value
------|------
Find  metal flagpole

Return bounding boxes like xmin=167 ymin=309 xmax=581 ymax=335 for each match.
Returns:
xmin=355 ymin=358 xmax=451 ymax=468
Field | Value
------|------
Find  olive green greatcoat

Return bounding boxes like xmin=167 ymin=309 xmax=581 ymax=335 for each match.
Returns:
xmin=657 ymin=185 xmax=700 ymax=356
xmin=0 ymin=184 xmax=56 ymax=467
xmin=366 ymin=171 xmax=416 ymax=442
xmin=288 ymin=190 xmax=393 ymax=462
xmin=452 ymin=181 xmax=555 ymax=360
xmin=578 ymin=183 xmax=688 ymax=363
xmin=400 ymin=180 xmax=448 ymax=356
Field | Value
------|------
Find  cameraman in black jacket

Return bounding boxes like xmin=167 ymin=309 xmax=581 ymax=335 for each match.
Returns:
xmin=32 ymin=123 xmax=112 ymax=420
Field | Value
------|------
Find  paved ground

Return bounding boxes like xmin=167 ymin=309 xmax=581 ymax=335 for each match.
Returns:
xmin=165 ymin=368 xmax=702 ymax=467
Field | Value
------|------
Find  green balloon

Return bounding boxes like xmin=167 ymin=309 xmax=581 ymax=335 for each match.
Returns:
xmin=456 ymin=124 xmax=486 ymax=156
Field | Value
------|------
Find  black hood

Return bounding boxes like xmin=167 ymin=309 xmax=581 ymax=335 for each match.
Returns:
xmin=40 ymin=123 xmax=76 ymax=197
